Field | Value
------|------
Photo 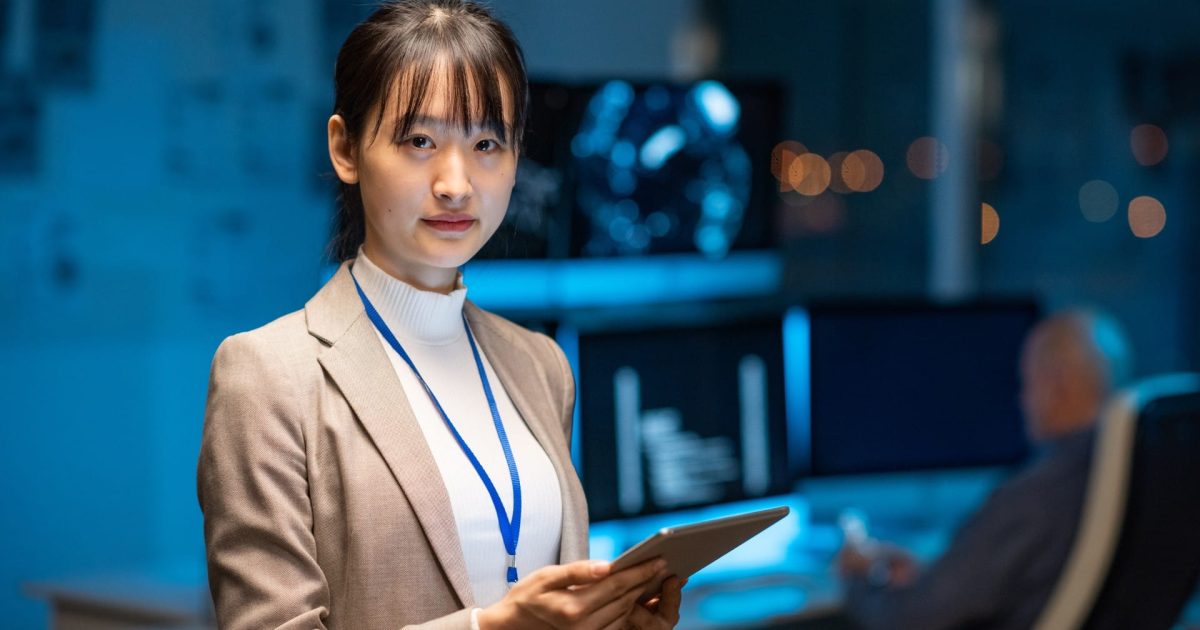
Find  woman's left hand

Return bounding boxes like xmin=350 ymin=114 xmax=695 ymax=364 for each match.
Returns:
xmin=624 ymin=575 xmax=685 ymax=629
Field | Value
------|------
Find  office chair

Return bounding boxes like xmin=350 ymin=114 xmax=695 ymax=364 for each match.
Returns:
xmin=1034 ymin=373 xmax=1200 ymax=630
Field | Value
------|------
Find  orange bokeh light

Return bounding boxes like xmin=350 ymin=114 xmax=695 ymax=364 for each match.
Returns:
xmin=771 ymin=141 xmax=808 ymax=191
xmin=844 ymin=149 xmax=884 ymax=192
xmin=1130 ymin=124 xmax=1168 ymax=167
xmin=827 ymin=151 xmax=851 ymax=194
xmin=1128 ymin=195 xmax=1166 ymax=238
xmin=907 ymin=137 xmax=949 ymax=179
xmin=981 ymin=203 xmax=999 ymax=244
xmin=789 ymin=152 xmax=832 ymax=196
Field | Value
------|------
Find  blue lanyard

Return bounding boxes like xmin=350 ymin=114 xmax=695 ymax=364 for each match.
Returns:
xmin=351 ymin=271 xmax=523 ymax=586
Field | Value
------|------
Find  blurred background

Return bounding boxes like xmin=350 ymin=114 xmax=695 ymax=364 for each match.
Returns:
xmin=2 ymin=0 xmax=1198 ymax=628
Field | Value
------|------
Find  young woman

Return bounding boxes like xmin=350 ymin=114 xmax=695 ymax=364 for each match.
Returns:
xmin=197 ymin=2 xmax=684 ymax=628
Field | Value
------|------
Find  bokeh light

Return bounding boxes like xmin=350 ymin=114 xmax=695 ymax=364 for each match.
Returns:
xmin=1128 ymin=195 xmax=1166 ymax=238
xmin=771 ymin=140 xmax=807 ymax=191
xmin=827 ymin=151 xmax=851 ymax=194
xmin=981 ymin=203 xmax=999 ymax=244
xmin=1130 ymin=124 xmax=1168 ymax=166
xmin=843 ymin=149 xmax=884 ymax=192
xmin=788 ymin=152 xmax=832 ymax=196
xmin=907 ymin=137 xmax=949 ymax=179
xmin=1078 ymin=179 xmax=1119 ymax=223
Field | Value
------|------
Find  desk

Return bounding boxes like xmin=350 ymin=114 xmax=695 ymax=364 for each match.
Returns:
xmin=26 ymin=571 xmax=843 ymax=630
xmin=590 ymin=488 xmax=972 ymax=630
xmin=23 ymin=476 xmax=991 ymax=630
xmin=677 ymin=571 xmax=848 ymax=629
xmin=24 ymin=575 xmax=214 ymax=630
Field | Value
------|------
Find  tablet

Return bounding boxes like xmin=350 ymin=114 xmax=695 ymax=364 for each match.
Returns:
xmin=608 ymin=506 xmax=790 ymax=595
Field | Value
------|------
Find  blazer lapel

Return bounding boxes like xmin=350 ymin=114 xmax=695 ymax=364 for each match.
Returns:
xmin=465 ymin=303 xmax=589 ymax=564
xmin=307 ymin=263 xmax=476 ymax=608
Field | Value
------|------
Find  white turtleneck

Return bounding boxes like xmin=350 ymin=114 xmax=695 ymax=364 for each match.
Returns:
xmin=352 ymin=249 xmax=563 ymax=610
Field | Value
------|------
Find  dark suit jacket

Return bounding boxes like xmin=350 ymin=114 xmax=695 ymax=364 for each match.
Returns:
xmin=846 ymin=429 xmax=1095 ymax=630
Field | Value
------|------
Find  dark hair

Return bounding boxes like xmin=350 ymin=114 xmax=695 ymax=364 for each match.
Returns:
xmin=327 ymin=0 xmax=529 ymax=262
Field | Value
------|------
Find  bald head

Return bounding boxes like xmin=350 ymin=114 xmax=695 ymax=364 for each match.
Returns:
xmin=1019 ymin=310 xmax=1132 ymax=441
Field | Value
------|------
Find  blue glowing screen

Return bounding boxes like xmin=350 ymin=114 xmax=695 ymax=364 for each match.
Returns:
xmin=476 ymin=80 xmax=782 ymax=260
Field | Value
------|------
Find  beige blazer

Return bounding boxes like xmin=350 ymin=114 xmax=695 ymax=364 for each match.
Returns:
xmin=198 ymin=261 xmax=590 ymax=630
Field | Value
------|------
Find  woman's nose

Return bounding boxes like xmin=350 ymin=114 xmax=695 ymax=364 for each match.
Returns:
xmin=432 ymin=151 xmax=472 ymax=205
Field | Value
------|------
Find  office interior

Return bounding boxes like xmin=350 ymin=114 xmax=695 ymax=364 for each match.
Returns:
xmin=2 ymin=0 xmax=1198 ymax=628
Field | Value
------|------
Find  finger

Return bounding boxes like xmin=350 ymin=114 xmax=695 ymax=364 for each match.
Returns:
xmin=657 ymin=576 xmax=684 ymax=625
xmin=588 ymin=584 xmax=645 ymax=630
xmin=532 ymin=560 xmax=612 ymax=591
xmin=578 ymin=558 xmax=666 ymax=610
xmin=625 ymin=605 xmax=662 ymax=629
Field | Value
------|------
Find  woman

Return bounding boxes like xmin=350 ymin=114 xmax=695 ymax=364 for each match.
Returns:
xmin=197 ymin=1 xmax=684 ymax=628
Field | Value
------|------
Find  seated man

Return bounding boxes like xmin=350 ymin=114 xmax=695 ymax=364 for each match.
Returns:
xmin=838 ymin=309 xmax=1132 ymax=630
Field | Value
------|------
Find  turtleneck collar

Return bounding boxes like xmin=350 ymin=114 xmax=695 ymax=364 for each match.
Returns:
xmin=351 ymin=247 xmax=468 ymax=345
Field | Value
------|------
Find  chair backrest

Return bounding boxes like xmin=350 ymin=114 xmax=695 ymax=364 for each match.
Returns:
xmin=1034 ymin=373 xmax=1200 ymax=630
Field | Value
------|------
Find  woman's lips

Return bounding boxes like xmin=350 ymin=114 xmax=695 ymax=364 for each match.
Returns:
xmin=421 ymin=217 xmax=477 ymax=233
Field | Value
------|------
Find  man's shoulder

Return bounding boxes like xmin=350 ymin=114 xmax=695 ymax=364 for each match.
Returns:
xmin=988 ymin=430 xmax=1095 ymax=517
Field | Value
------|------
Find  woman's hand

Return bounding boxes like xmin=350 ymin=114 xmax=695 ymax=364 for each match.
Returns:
xmin=623 ymin=575 xmax=685 ymax=629
xmin=477 ymin=558 xmax=668 ymax=629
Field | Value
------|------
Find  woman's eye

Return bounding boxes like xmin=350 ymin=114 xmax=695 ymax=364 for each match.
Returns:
xmin=476 ymin=139 xmax=500 ymax=152
xmin=405 ymin=136 xmax=433 ymax=149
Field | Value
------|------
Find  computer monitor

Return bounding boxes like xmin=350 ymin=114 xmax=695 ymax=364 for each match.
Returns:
xmin=792 ymin=301 xmax=1039 ymax=477
xmin=475 ymin=80 xmax=783 ymax=260
xmin=565 ymin=316 xmax=793 ymax=522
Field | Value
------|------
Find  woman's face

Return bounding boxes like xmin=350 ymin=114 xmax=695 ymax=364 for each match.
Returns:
xmin=329 ymin=65 xmax=516 ymax=290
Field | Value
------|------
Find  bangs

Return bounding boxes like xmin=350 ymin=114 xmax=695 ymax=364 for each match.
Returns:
xmin=329 ymin=0 xmax=530 ymax=263
xmin=370 ymin=31 xmax=522 ymax=147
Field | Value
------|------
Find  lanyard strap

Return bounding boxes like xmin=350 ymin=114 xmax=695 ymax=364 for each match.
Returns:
xmin=351 ymin=272 xmax=523 ymax=585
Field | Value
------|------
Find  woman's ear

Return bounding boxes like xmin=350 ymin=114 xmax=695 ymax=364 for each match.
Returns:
xmin=328 ymin=114 xmax=359 ymax=184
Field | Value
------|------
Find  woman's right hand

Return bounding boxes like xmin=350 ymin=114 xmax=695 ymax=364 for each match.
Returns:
xmin=476 ymin=558 xmax=668 ymax=630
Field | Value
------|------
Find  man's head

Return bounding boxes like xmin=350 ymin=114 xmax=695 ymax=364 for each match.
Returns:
xmin=1019 ymin=310 xmax=1132 ymax=442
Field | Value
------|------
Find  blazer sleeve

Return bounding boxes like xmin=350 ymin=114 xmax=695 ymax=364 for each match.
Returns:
xmin=198 ymin=333 xmax=480 ymax=630
xmin=198 ymin=333 xmax=333 ymax=630
xmin=538 ymin=332 xmax=577 ymax=444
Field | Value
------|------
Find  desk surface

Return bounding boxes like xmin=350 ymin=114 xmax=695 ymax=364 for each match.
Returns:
xmin=26 ymin=572 xmax=843 ymax=630
xmin=25 ymin=574 xmax=213 ymax=630
xmin=23 ymin=480 xmax=990 ymax=630
xmin=678 ymin=571 xmax=845 ymax=629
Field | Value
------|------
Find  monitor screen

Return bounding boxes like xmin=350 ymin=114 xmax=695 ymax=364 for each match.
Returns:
xmin=570 ymin=317 xmax=792 ymax=522
xmin=476 ymin=80 xmax=782 ymax=260
xmin=797 ymin=302 xmax=1038 ymax=476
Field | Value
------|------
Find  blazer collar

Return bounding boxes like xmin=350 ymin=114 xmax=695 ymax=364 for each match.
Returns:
xmin=305 ymin=262 xmax=582 ymax=604
xmin=305 ymin=261 xmax=363 ymax=347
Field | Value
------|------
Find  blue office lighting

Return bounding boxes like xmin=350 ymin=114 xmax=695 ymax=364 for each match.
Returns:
xmin=555 ymin=324 xmax=583 ymax=472
xmin=639 ymin=125 xmax=687 ymax=171
xmin=783 ymin=307 xmax=813 ymax=476
xmin=693 ymin=81 xmax=740 ymax=136
xmin=463 ymin=251 xmax=782 ymax=311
